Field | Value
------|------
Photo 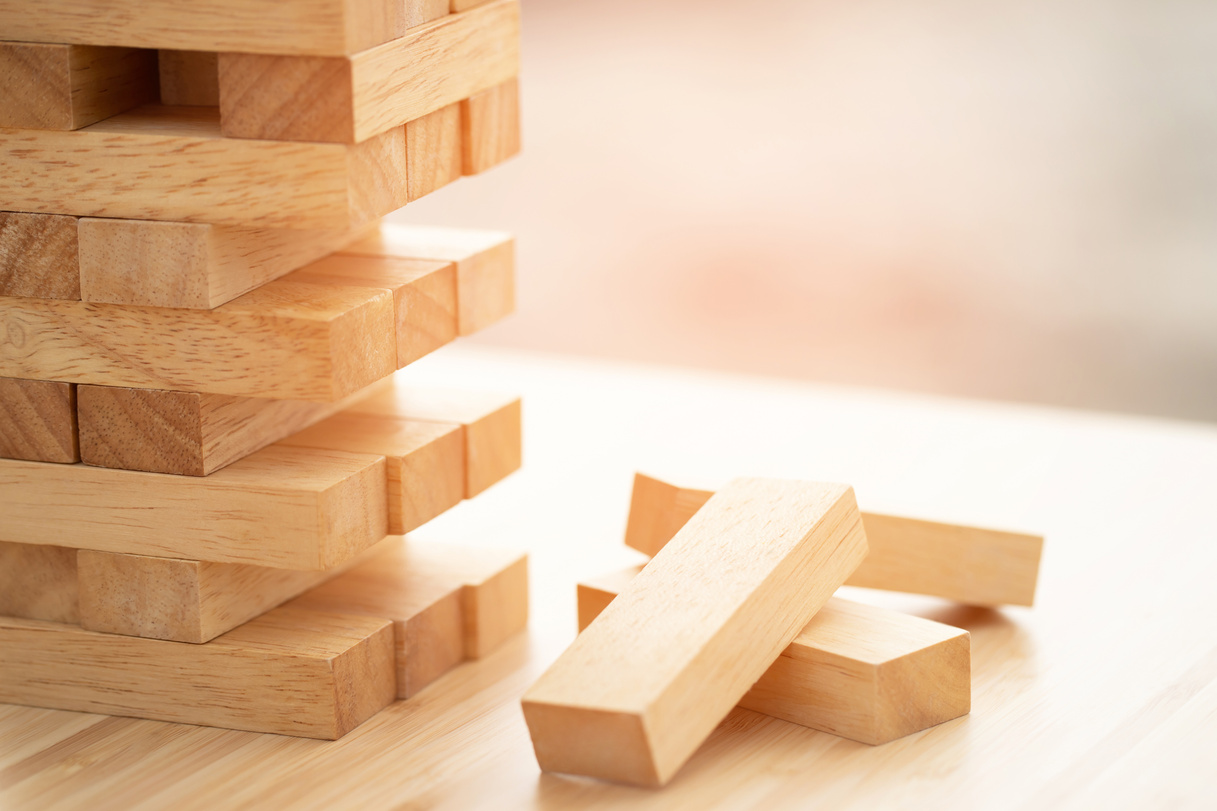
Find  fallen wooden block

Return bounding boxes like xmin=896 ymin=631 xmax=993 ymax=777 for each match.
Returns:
xmin=0 ymin=377 xmax=78 ymax=463
xmin=0 ymin=606 xmax=396 ymax=739
xmin=283 ymin=413 xmax=464 ymax=534
xmin=349 ymin=384 xmax=521 ymax=497
xmin=0 ymin=0 xmax=408 ymax=57
xmin=0 ymin=541 xmax=78 ymax=623
xmin=626 ymin=473 xmax=1043 ymax=607
xmin=462 ymin=77 xmax=520 ymax=175
xmin=579 ymin=566 xmax=971 ymax=746
xmin=523 ymin=478 xmax=868 ymax=787
xmin=218 ymin=0 xmax=520 ymax=144
xmin=342 ymin=223 xmax=515 ymax=336
xmin=157 ymin=50 xmax=219 ymax=106
xmin=0 ymin=105 xmax=407 ymax=229
xmin=0 ymin=275 xmax=397 ymax=402
xmin=407 ymin=103 xmax=463 ymax=202
xmin=0 ymin=41 xmax=156 ymax=130
xmin=0 ymin=212 xmax=79 ymax=300
xmin=0 ymin=445 xmax=388 ymax=569
xmin=289 ymin=538 xmax=529 ymax=697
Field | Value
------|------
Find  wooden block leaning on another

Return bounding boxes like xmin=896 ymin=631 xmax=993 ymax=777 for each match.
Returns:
xmin=0 ymin=377 xmax=77 ymax=463
xmin=626 ymin=473 xmax=1044 ymax=607
xmin=218 ymin=0 xmax=520 ymax=144
xmin=0 ymin=41 xmax=156 ymax=130
xmin=523 ymin=478 xmax=868 ymax=788
xmin=0 ymin=105 xmax=407 ymax=229
xmin=579 ymin=566 xmax=971 ymax=746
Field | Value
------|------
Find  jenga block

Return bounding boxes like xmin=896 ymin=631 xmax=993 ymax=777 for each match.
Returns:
xmin=78 ymin=218 xmax=368 ymax=309
xmin=0 ymin=105 xmax=408 ymax=229
xmin=0 ymin=378 xmax=78 ymax=463
xmin=342 ymin=223 xmax=514 ymax=335
xmin=348 ymin=384 xmax=521 ymax=497
xmin=0 ymin=607 xmax=396 ymax=739
xmin=626 ymin=473 xmax=1044 ymax=607
xmin=578 ymin=566 xmax=971 ymax=746
xmin=0 ymin=445 xmax=388 ymax=569
xmin=291 ymin=254 xmax=457 ymax=367
xmin=289 ymin=538 xmax=528 ymax=697
xmin=0 ymin=542 xmax=77 ymax=623
xmin=406 ymin=104 xmax=462 ymax=201
xmin=218 ymin=0 xmax=520 ymax=144
xmin=0 ymin=277 xmax=397 ymax=401
xmin=76 ymin=386 xmax=349 ymax=476
xmin=0 ymin=212 xmax=79 ymax=300
xmin=0 ymin=1 xmax=406 ymax=57
xmin=157 ymin=50 xmax=219 ymax=106
xmin=0 ymin=42 xmax=156 ymax=130
xmin=461 ymin=77 xmax=520 ymax=175
xmin=75 ymin=540 xmax=387 ymax=644
xmin=283 ymin=413 xmax=464 ymax=535
xmin=522 ymin=478 xmax=868 ymax=787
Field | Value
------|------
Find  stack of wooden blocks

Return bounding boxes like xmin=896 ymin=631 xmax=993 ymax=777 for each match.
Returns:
xmin=0 ymin=0 xmax=528 ymax=740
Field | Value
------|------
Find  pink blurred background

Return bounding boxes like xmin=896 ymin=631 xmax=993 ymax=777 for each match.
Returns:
xmin=393 ymin=0 xmax=1217 ymax=422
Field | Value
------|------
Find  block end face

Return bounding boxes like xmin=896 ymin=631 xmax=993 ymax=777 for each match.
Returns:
xmin=874 ymin=629 xmax=972 ymax=744
xmin=521 ymin=700 xmax=663 ymax=788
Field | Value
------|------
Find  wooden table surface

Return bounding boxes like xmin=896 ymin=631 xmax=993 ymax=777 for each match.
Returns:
xmin=3 ymin=348 xmax=1215 ymax=810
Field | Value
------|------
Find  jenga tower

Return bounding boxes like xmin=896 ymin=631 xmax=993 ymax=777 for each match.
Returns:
xmin=0 ymin=0 xmax=527 ymax=739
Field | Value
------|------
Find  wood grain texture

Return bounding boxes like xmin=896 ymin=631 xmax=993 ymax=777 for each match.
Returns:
xmin=283 ymin=413 xmax=465 ymax=535
xmin=407 ymin=0 xmax=452 ymax=27
xmin=579 ymin=566 xmax=971 ymax=746
xmin=407 ymin=103 xmax=463 ymax=201
xmin=289 ymin=537 xmax=528 ymax=698
xmin=0 ymin=607 xmax=396 ymax=739
xmin=0 ymin=212 xmax=80 ymax=300
xmin=627 ymin=473 xmax=1044 ymax=606
xmin=291 ymin=253 xmax=458 ymax=367
xmin=462 ymin=77 xmax=520 ymax=175
xmin=157 ymin=50 xmax=219 ymax=106
xmin=348 ymin=383 xmax=521 ymax=497
xmin=342 ymin=223 xmax=515 ymax=335
xmin=0 ymin=105 xmax=408 ymax=229
xmin=0 ymin=542 xmax=77 ymax=623
xmin=0 ymin=445 xmax=389 ymax=569
xmin=0 ymin=42 xmax=156 ymax=130
xmin=0 ymin=1 xmax=406 ymax=56
xmin=522 ymin=478 xmax=868 ymax=787
xmin=0 ymin=276 xmax=397 ymax=402
xmin=218 ymin=0 xmax=520 ymax=143
xmin=0 ymin=378 xmax=78 ymax=463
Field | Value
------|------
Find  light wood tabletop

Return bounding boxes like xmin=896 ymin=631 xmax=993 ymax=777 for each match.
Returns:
xmin=2 ymin=347 xmax=1215 ymax=810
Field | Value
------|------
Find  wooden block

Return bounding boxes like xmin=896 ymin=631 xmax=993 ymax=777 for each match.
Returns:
xmin=157 ymin=50 xmax=219 ymax=106
xmin=289 ymin=538 xmax=528 ymax=697
xmin=218 ymin=0 xmax=520 ymax=144
xmin=291 ymin=253 xmax=458 ymax=367
xmin=0 ymin=1 xmax=406 ymax=57
xmin=0 ymin=212 xmax=79 ymax=300
xmin=0 ymin=42 xmax=156 ymax=130
xmin=283 ymin=413 xmax=465 ymax=535
xmin=522 ymin=478 xmax=868 ymax=787
xmin=626 ymin=473 xmax=1044 ymax=606
xmin=461 ymin=77 xmax=520 ymax=175
xmin=0 ymin=276 xmax=397 ymax=402
xmin=0 ymin=541 xmax=77 ymax=623
xmin=579 ymin=567 xmax=971 ymax=746
xmin=0 ymin=445 xmax=389 ymax=569
xmin=76 ymin=386 xmax=347 ymax=476
xmin=407 ymin=103 xmax=463 ymax=201
xmin=75 ymin=540 xmax=388 ymax=644
xmin=0 ymin=105 xmax=408 ymax=229
xmin=348 ymin=384 xmax=521 ymax=497
xmin=0 ymin=606 xmax=396 ymax=739
xmin=342 ymin=223 xmax=515 ymax=335
xmin=0 ymin=378 xmax=78 ymax=463
xmin=77 ymin=218 xmax=369 ymax=309
xmin=407 ymin=0 xmax=452 ymax=27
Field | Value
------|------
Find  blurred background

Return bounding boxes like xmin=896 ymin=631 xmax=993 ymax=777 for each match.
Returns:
xmin=393 ymin=0 xmax=1217 ymax=423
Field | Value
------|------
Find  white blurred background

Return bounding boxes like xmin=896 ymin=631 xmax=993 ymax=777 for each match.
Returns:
xmin=393 ymin=0 xmax=1217 ymax=422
